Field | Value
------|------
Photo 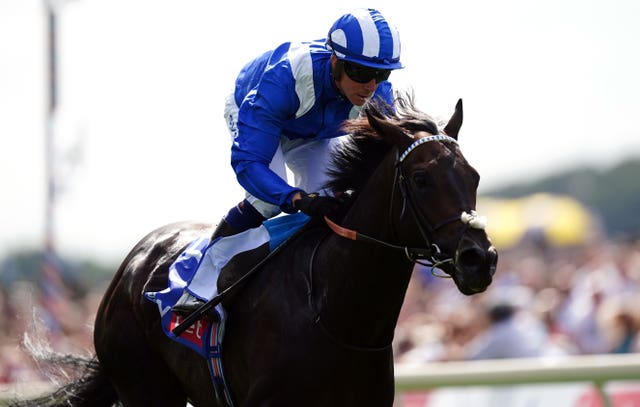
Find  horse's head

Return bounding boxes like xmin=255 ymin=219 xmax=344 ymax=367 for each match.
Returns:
xmin=364 ymin=98 xmax=497 ymax=295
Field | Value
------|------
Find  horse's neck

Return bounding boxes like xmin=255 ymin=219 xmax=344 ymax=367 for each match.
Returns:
xmin=329 ymin=185 xmax=415 ymax=302
xmin=316 ymin=156 xmax=415 ymax=346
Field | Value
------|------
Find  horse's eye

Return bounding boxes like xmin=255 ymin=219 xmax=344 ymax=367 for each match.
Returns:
xmin=412 ymin=171 xmax=429 ymax=187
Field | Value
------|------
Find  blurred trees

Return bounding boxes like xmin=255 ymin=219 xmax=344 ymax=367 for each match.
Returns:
xmin=484 ymin=157 xmax=640 ymax=239
xmin=0 ymin=249 xmax=116 ymax=292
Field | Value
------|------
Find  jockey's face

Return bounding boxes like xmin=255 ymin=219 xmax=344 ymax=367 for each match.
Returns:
xmin=331 ymin=55 xmax=380 ymax=107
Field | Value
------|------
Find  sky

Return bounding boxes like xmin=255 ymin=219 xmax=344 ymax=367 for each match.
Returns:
xmin=1 ymin=0 xmax=639 ymax=263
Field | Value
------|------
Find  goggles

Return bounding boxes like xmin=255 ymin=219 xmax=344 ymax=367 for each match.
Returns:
xmin=342 ymin=61 xmax=391 ymax=84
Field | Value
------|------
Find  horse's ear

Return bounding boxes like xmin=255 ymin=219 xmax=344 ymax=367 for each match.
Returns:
xmin=443 ymin=99 xmax=463 ymax=140
xmin=365 ymin=109 xmax=410 ymax=146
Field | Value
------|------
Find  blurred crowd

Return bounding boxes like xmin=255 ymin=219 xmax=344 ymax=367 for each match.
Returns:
xmin=1 ymin=237 xmax=639 ymax=386
xmin=0 ymin=277 xmax=104 ymax=385
xmin=394 ymin=237 xmax=640 ymax=363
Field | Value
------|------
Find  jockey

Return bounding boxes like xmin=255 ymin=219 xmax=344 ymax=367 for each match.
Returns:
xmin=173 ymin=8 xmax=403 ymax=313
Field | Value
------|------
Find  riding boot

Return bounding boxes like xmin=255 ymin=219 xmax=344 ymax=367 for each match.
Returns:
xmin=210 ymin=199 xmax=267 ymax=240
xmin=172 ymin=203 xmax=263 ymax=315
xmin=210 ymin=217 xmax=238 ymax=240
xmin=172 ymin=218 xmax=240 ymax=315
xmin=172 ymin=291 xmax=205 ymax=315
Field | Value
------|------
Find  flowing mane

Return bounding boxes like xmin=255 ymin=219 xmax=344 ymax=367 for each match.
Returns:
xmin=325 ymin=93 xmax=441 ymax=194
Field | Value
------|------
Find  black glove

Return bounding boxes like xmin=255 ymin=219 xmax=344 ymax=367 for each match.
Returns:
xmin=293 ymin=192 xmax=341 ymax=218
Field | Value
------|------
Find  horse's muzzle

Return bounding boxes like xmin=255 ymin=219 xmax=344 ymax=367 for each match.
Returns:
xmin=453 ymin=241 xmax=498 ymax=295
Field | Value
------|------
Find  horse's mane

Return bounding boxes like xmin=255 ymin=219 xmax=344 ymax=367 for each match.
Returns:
xmin=325 ymin=92 xmax=440 ymax=194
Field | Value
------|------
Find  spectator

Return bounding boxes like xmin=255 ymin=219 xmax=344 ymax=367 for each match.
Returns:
xmin=463 ymin=287 xmax=549 ymax=360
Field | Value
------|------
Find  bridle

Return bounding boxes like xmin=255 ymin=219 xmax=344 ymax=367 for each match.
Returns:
xmin=325 ymin=134 xmax=487 ymax=277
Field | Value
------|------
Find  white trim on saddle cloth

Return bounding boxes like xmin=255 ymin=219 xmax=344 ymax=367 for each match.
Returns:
xmin=187 ymin=212 xmax=311 ymax=301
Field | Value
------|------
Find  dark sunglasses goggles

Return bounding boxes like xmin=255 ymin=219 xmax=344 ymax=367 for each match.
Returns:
xmin=342 ymin=61 xmax=392 ymax=84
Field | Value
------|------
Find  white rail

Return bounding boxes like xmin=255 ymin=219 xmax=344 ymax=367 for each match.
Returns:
xmin=395 ymin=353 xmax=640 ymax=407
xmin=3 ymin=354 xmax=639 ymax=405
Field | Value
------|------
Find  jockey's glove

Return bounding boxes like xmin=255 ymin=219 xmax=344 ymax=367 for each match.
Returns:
xmin=294 ymin=192 xmax=341 ymax=218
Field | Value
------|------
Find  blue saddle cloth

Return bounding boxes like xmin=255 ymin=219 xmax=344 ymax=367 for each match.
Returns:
xmin=145 ymin=236 xmax=217 ymax=354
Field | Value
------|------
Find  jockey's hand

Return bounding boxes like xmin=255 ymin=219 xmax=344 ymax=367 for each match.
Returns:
xmin=293 ymin=192 xmax=341 ymax=218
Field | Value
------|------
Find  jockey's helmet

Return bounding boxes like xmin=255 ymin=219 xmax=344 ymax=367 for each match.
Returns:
xmin=326 ymin=8 xmax=403 ymax=70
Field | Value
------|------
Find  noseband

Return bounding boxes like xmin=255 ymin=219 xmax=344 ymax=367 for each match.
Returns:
xmin=325 ymin=134 xmax=487 ymax=276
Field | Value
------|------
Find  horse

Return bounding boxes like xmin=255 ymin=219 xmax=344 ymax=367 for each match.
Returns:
xmin=10 ymin=95 xmax=497 ymax=407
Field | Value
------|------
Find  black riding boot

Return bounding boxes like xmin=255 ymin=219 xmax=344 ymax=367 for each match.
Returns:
xmin=173 ymin=206 xmax=264 ymax=315
xmin=210 ymin=217 xmax=238 ymax=240
xmin=172 ymin=291 xmax=205 ymax=315
xmin=172 ymin=218 xmax=240 ymax=315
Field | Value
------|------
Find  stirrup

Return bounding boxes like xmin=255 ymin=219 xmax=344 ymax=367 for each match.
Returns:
xmin=172 ymin=291 xmax=206 ymax=315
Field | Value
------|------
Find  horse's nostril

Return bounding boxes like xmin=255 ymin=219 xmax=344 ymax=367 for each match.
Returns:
xmin=457 ymin=247 xmax=484 ymax=268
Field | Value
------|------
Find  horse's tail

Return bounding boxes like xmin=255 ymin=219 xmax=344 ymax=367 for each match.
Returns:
xmin=8 ymin=337 xmax=119 ymax=407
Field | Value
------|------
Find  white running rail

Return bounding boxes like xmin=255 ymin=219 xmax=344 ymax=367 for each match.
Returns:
xmin=395 ymin=353 xmax=640 ymax=407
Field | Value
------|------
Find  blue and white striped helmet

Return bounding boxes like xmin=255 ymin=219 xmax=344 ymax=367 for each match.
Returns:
xmin=326 ymin=8 xmax=403 ymax=70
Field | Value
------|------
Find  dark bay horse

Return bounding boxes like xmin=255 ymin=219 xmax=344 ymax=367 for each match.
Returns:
xmin=11 ymin=96 xmax=497 ymax=407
